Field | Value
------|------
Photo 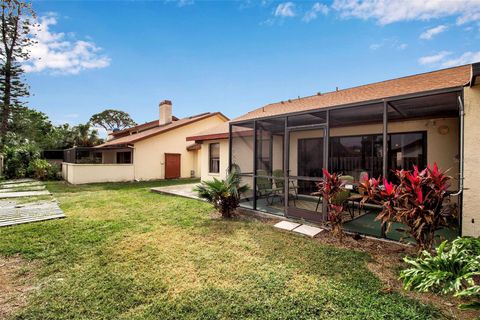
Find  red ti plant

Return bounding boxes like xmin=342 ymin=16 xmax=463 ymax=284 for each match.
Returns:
xmin=359 ymin=163 xmax=457 ymax=252
xmin=316 ymin=169 xmax=346 ymax=239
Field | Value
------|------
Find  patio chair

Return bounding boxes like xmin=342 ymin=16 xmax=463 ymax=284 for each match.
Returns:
xmin=256 ymin=170 xmax=281 ymax=205
xmin=314 ymin=188 xmax=351 ymax=212
xmin=272 ymin=169 xmax=298 ymax=205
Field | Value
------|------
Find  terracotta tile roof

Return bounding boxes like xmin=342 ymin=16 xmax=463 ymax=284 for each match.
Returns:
xmin=233 ymin=64 xmax=471 ymax=122
xmin=98 ymin=112 xmax=228 ymax=147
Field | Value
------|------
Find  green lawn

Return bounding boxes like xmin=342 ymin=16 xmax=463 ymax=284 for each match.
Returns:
xmin=0 ymin=179 xmax=442 ymax=319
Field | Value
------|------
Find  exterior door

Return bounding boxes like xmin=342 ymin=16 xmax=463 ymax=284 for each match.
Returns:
xmin=286 ymin=125 xmax=327 ymax=222
xmin=165 ymin=153 xmax=181 ymax=179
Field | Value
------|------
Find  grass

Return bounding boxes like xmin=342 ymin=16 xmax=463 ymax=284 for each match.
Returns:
xmin=0 ymin=178 xmax=443 ymax=319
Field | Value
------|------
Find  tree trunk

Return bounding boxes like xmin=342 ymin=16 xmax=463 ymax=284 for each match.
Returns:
xmin=1 ymin=60 xmax=12 ymax=145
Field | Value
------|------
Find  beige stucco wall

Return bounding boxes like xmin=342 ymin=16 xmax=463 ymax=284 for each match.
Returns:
xmin=133 ymin=114 xmax=226 ymax=180
xmin=61 ymin=163 xmax=135 ymax=184
xmin=463 ymin=84 xmax=480 ymax=237
xmin=200 ymin=139 xmax=229 ymax=182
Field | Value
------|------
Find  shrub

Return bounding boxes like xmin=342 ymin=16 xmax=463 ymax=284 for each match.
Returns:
xmin=360 ymin=163 xmax=457 ymax=251
xmin=47 ymin=163 xmax=61 ymax=180
xmin=27 ymin=159 xmax=50 ymax=180
xmin=194 ymin=172 xmax=249 ymax=218
xmin=316 ymin=169 xmax=347 ymax=239
xmin=400 ymin=237 xmax=480 ymax=309
xmin=3 ymin=144 xmax=40 ymax=179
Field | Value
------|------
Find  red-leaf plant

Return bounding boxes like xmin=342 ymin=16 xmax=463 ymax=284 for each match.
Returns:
xmin=359 ymin=163 xmax=457 ymax=252
xmin=316 ymin=169 xmax=346 ymax=239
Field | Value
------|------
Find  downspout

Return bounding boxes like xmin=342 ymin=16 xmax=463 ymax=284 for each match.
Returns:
xmin=451 ymin=94 xmax=465 ymax=235
xmin=451 ymin=95 xmax=464 ymax=197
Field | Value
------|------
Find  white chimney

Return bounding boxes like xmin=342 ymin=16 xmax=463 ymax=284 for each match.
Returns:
xmin=159 ymin=100 xmax=172 ymax=125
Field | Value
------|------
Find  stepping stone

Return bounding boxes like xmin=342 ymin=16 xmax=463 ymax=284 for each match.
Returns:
xmin=0 ymin=182 xmax=43 ymax=189
xmin=0 ymin=179 xmax=35 ymax=185
xmin=274 ymin=220 xmax=301 ymax=231
xmin=0 ymin=190 xmax=50 ymax=199
xmin=293 ymin=224 xmax=324 ymax=238
xmin=0 ymin=185 xmax=46 ymax=193
xmin=0 ymin=201 xmax=65 ymax=227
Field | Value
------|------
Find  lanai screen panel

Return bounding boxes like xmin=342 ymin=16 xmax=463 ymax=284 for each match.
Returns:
xmin=255 ymin=117 xmax=285 ymax=175
xmin=231 ymin=122 xmax=254 ymax=175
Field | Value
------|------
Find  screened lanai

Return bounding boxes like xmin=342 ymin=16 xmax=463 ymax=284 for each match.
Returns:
xmin=229 ymin=89 xmax=463 ymax=241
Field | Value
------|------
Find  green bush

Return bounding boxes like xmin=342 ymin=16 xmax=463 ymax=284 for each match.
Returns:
xmin=27 ymin=159 xmax=49 ymax=180
xmin=3 ymin=144 xmax=40 ymax=179
xmin=47 ymin=163 xmax=61 ymax=180
xmin=400 ymin=237 xmax=480 ymax=309
xmin=26 ymin=159 xmax=60 ymax=181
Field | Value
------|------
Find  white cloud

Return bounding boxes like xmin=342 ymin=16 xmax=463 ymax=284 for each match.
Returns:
xmin=303 ymin=3 xmax=329 ymax=22
xmin=369 ymin=38 xmax=407 ymax=51
xmin=419 ymin=51 xmax=480 ymax=67
xmin=274 ymin=2 xmax=296 ymax=17
xmin=419 ymin=24 xmax=448 ymax=40
xmin=418 ymin=51 xmax=451 ymax=65
xmin=332 ymin=0 xmax=480 ymax=25
xmin=441 ymin=51 xmax=480 ymax=67
xmin=23 ymin=14 xmax=110 ymax=75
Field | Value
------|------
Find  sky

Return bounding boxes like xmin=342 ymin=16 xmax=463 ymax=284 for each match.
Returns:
xmin=25 ymin=0 xmax=480 ymax=130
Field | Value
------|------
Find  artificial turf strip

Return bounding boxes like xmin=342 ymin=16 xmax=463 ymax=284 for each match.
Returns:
xmin=0 ymin=179 xmax=441 ymax=319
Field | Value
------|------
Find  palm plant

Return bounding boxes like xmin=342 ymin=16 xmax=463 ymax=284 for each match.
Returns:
xmin=194 ymin=172 xmax=249 ymax=218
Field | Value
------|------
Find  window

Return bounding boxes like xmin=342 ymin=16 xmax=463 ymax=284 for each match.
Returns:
xmin=329 ymin=131 xmax=426 ymax=181
xmin=116 ymin=151 xmax=132 ymax=164
xmin=209 ymin=143 xmax=220 ymax=173
xmin=389 ymin=132 xmax=426 ymax=171
xmin=329 ymin=135 xmax=383 ymax=180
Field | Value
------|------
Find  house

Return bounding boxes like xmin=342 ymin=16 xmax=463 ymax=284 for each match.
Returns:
xmin=187 ymin=62 xmax=480 ymax=239
xmin=62 ymin=100 xmax=229 ymax=184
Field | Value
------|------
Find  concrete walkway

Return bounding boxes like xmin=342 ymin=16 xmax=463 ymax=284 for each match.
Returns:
xmin=150 ymin=183 xmax=201 ymax=200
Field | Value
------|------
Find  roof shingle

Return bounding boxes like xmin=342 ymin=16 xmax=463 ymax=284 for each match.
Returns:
xmin=233 ymin=64 xmax=471 ymax=122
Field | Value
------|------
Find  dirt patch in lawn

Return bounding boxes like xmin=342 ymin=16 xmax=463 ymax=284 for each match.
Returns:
xmin=0 ymin=256 xmax=38 ymax=319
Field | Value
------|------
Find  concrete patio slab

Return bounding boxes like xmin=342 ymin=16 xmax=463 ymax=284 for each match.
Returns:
xmin=293 ymin=224 xmax=324 ymax=238
xmin=151 ymin=183 xmax=200 ymax=200
xmin=274 ymin=220 xmax=301 ymax=231
xmin=0 ymin=190 xmax=51 ymax=199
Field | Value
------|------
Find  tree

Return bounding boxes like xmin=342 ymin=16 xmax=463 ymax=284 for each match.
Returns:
xmin=73 ymin=123 xmax=102 ymax=147
xmin=89 ymin=109 xmax=136 ymax=131
xmin=7 ymin=106 xmax=52 ymax=146
xmin=0 ymin=0 xmax=36 ymax=147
